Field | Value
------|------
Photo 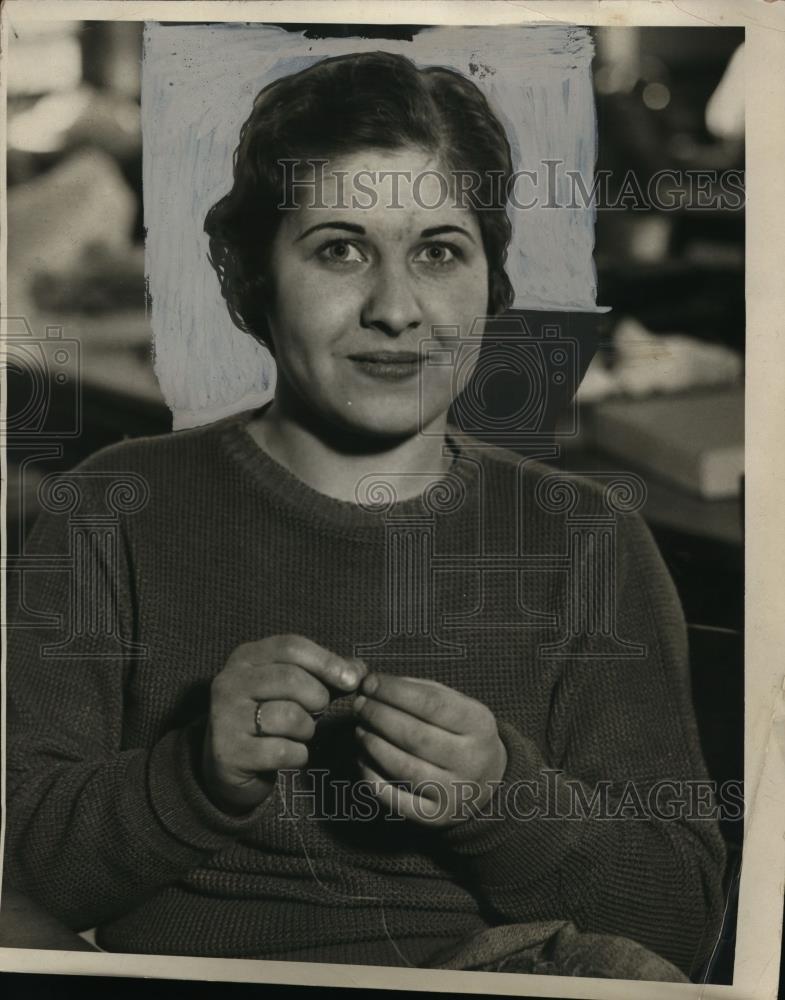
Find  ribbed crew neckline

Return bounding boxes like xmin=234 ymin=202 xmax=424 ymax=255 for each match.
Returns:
xmin=216 ymin=406 xmax=481 ymax=536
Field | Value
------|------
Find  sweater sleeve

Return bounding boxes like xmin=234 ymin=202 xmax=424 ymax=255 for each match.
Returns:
xmin=436 ymin=507 xmax=727 ymax=979
xmin=4 ymin=471 xmax=276 ymax=932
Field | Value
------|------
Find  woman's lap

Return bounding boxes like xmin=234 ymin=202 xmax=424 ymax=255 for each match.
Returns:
xmin=426 ymin=920 xmax=689 ymax=982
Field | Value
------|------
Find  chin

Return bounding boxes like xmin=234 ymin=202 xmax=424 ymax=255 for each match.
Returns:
xmin=327 ymin=396 xmax=444 ymax=443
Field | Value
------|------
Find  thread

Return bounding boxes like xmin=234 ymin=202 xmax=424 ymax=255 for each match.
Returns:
xmin=273 ymin=774 xmax=417 ymax=967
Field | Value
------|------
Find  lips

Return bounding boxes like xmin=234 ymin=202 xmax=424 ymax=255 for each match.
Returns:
xmin=347 ymin=352 xmax=421 ymax=364
xmin=347 ymin=352 xmax=422 ymax=382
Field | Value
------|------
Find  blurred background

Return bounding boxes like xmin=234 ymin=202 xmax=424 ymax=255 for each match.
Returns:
xmin=5 ymin=20 xmax=745 ymax=986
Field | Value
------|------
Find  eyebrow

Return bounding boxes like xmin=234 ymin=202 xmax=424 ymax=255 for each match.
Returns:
xmin=295 ymin=222 xmax=477 ymax=244
xmin=295 ymin=222 xmax=364 ymax=242
xmin=420 ymin=225 xmax=476 ymax=244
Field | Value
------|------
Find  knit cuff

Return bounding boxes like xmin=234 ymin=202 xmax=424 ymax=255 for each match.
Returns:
xmin=147 ymin=718 xmax=277 ymax=853
xmin=437 ymin=721 xmax=585 ymax=886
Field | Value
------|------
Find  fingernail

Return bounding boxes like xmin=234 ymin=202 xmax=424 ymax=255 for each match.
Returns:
xmin=353 ymin=695 xmax=366 ymax=713
xmin=340 ymin=665 xmax=359 ymax=688
xmin=363 ymin=674 xmax=379 ymax=696
xmin=355 ymin=725 xmax=367 ymax=739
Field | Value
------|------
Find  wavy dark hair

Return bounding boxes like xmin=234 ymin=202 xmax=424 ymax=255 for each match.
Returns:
xmin=204 ymin=50 xmax=515 ymax=352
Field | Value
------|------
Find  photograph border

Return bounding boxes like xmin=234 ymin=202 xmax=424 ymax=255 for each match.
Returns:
xmin=1 ymin=3 xmax=783 ymax=999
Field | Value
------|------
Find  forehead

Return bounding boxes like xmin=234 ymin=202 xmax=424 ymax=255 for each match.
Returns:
xmin=283 ymin=146 xmax=480 ymax=236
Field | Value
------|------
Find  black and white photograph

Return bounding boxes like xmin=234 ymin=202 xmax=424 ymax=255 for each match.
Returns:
xmin=1 ymin=2 xmax=783 ymax=999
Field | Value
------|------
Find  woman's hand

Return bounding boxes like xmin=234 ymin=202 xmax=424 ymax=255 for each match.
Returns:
xmin=201 ymin=635 xmax=366 ymax=814
xmin=353 ymin=673 xmax=507 ymax=828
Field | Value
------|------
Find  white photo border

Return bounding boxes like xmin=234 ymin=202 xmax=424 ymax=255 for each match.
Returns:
xmin=1 ymin=2 xmax=783 ymax=999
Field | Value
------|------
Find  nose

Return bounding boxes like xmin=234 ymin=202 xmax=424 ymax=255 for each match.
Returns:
xmin=360 ymin=261 xmax=423 ymax=337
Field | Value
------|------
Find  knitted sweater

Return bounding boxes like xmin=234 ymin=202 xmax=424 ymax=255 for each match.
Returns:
xmin=5 ymin=409 xmax=726 ymax=976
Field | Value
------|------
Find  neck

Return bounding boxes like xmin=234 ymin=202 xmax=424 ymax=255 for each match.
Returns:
xmin=246 ymin=389 xmax=454 ymax=504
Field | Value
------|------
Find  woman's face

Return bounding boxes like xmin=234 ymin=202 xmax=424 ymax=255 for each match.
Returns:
xmin=264 ymin=146 xmax=490 ymax=440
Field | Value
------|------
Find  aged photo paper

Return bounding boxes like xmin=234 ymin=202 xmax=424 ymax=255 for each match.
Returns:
xmin=1 ymin=2 xmax=784 ymax=999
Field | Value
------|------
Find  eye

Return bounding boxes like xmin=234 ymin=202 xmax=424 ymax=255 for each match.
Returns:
xmin=317 ymin=240 xmax=366 ymax=265
xmin=414 ymin=243 xmax=461 ymax=267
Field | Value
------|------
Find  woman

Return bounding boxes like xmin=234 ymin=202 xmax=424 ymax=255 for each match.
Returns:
xmin=5 ymin=51 xmax=725 ymax=981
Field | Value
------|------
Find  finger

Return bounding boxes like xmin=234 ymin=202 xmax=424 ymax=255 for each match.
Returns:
xmin=353 ymin=695 xmax=459 ymax=768
xmin=359 ymin=673 xmax=474 ymax=734
xmin=255 ymin=635 xmax=367 ymax=692
xmin=217 ymin=662 xmax=331 ymax=715
xmin=253 ymin=700 xmax=316 ymax=741
xmin=355 ymin=725 xmax=452 ymax=801
xmin=236 ymin=735 xmax=309 ymax=774
xmin=357 ymin=760 xmax=452 ymax=826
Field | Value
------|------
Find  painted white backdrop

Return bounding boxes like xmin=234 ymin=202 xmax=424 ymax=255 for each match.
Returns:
xmin=142 ymin=23 xmax=603 ymax=429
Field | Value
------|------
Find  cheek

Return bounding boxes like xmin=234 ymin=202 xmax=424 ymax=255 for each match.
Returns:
xmin=468 ymin=259 xmax=492 ymax=309
xmin=429 ymin=263 xmax=489 ymax=325
xmin=459 ymin=278 xmax=489 ymax=323
xmin=270 ymin=271 xmax=359 ymax=359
